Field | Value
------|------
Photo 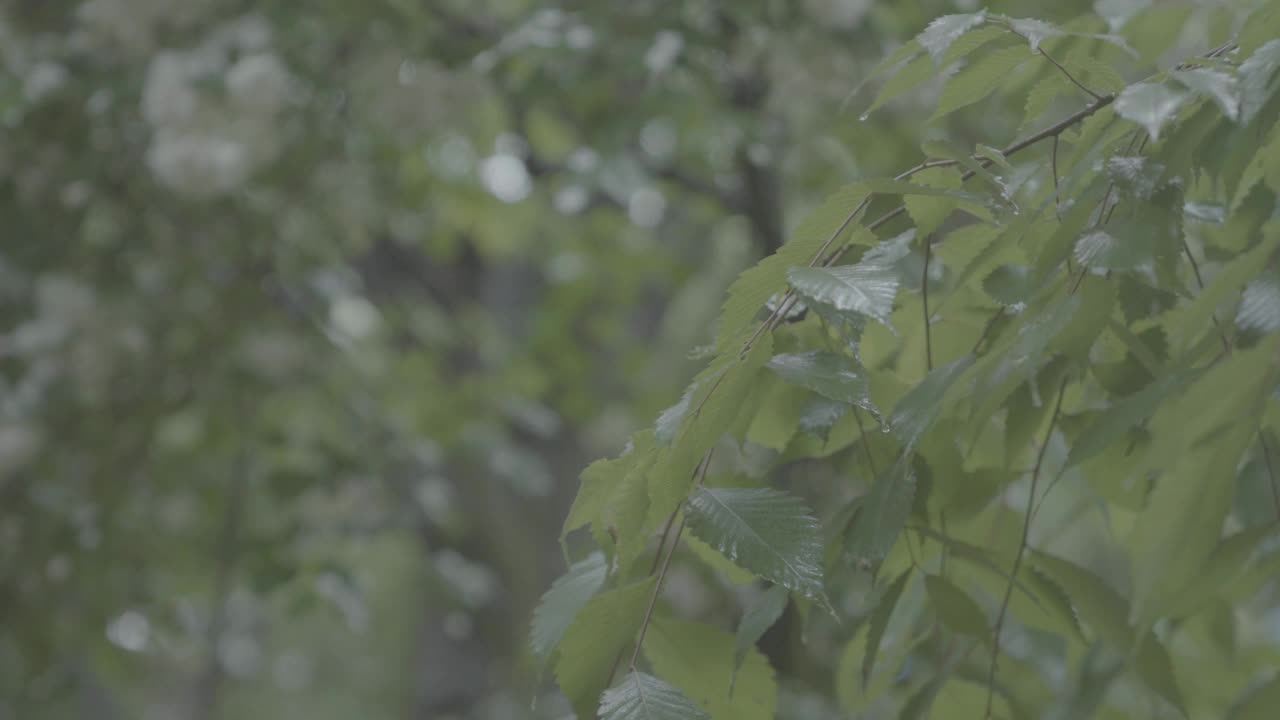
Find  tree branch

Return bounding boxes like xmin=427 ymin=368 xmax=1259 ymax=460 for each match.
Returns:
xmin=984 ymin=376 xmax=1067 ymax=719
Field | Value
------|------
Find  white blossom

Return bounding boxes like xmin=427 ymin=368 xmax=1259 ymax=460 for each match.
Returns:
xmin=23 ymin=62 xmax=68 ymax=104
xmin=146 ymin=131 xmax=250 ymax=197
xmin=225 ymin=52 xmax=291 ymax=115
xmin=142 ymin=52 xmax=200 ymax=127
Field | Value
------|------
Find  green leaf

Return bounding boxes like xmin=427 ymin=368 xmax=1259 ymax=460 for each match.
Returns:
xmin=1173 ymin=68 xmax=1240 ymax=121
xmin=1002 ymin=15 xmax=1136 ymax=55
xmin=1031 ymin=551 xmax=1187 ymax=715
xmin=867 ymin=52 xmax=936 ymax=114
xmin=531 ymin=553 xmax=608 ymax=661
xmin=555 ymin=578 xmax=657 ymax=718
xmin=733 ymin=585 xmax=789 ymax=677
xmin=644 ymin=618 xmax=778 ymax=720
xmin=1239 ymin=1 xmax=1280 ymax=57
xmin=716 ymin=189 xmax=872 ymax=350
xmin=766 ymin=351 xmax=876 ymax=413
xmin=787 ymin=265 xmax=898 ymax=327
xmin=858 ymin=178 xmax=995 ymax=207
xmin=1167 ymin=525 xmax=1280 ymax=617
xmin=1134 ymin=635 xmax=1188 ymax=718
xmin=1066 ymin=369 xmax=1199 ymax=467
xmin=846 ymin=459 xmax=917 ymax=568
xmin=685 ymin=487 xmax=827 ymax=602
xmin=889 ymin=354 xmax=975 ymax=448
xmin=1004 ymin=17 xmax=1063 ymax=51
xmin=1073 ymin=229 xmax=1145 ymax=271
xmin=1229 ymin=674 xmax=1280 ymax=720
xmin=1130 ymin=343 xmax=1275 ymax=627
xmin=904 ymin=167 xmax=964 ymax=237
xmin=1240 ymin=39 xmax=1280 ymax=125
xmin=939 ymin=24 xmax=1009 ymax=66
xmin=917 ymin=11 xmax=988 ymax=64
xmin=564 ymin=433 xmax=657 ymax=567
xmin=1236 ymin=273 xmax=1280 ymax=333
xmin=599 ymin=671 xmax=711 ymax=720
xmin=1114 ymin=82 xmax=1187 ymax=141
xmin=924 ymin=574 xmax=989 ymax=639
xmin=648 ymin=337 xmax=773 ymax=531
xmin=1023 ymin=75 xmax=1072 ymax=129
xmin=685 ymin=532 xmax=757 ymax=585
xmin=1163 ymin=220 xmax=1280 ymax=351
xmin=1103 ymin=155 xmax=1168 ymax=200
xmin=971 ymin=296 xmax=1079 ymax=426
xmin=1143 ymin=335 xmax=1280 ymax=470
xmin=654 ymin=392 xmax=692 ymax=445
xmin=798 ymin=396 xmax=850 ymax=438
xmin=862 ymin=569 xmax=912 ymax=687
xmin=745 ymin=377 xmax=810 ymax=451
xmin=982 ymin=264 xmax=1033 ymax=306
xmin=931 ymin=45 xmax=1036 ymax=121
xmin=860 ymin=39 xmax=921 ymax=86
xmin=919 ymin=141 xmax=1007 ymax=201
xmin=1029 ymin=550 xmax=1131 ymax=648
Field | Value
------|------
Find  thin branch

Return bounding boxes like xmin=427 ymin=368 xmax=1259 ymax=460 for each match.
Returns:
xmin=628 ymin=515 xmax=686 ymax=670
xmin=824 ymin=94 xmax=1118 ymax=269
xmin=626 ymin=449 xmax=715 ymax=671
xmin=1261 ymin=433 xmax=1280 ymax=523
xmin=1181 ymin=238 xmax=1232 ymax=354
xmin=852 ymin=407 xmax=879 ymax=477
xmin=984 ymin=376 xmax=1068 ymax=720
xmin=1039 ymin=48 xmax=1103 ymax=101
xmin=645 ymin=160 xmax=738 ymax=210
xmin=749 ymin=93 xmax=1119 ymax=343
xmin=923 ymin=235 xmax=934 ymax=372
xmin=1051 ymin=135 xmax=1062 ymax=221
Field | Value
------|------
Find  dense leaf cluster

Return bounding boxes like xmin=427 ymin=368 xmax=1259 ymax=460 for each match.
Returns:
xmin=535 ymin=4 xmax=1280 ymax=718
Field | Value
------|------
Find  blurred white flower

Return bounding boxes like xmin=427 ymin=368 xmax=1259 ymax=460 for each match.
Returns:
xmin=479 ymin=154 xmax=532 ymax=203
xmin=216 ymin=14 xmax=273 ymax=53
xmin=628 ymin=187 xmax=666 ymax=228
xmin=225 ymin=52 xmax=291 ymax=115
xmin=328 ymin=295 xmax=382 ymax=341
xmin=0 ymin=425 xmax=41 ymax=480
xmin=147 ymin=132 xmax=249 ymax=197
xmin=37 ymin=275 xmax=96 ymax=324
xmin=644 ymin=30 xmax=684 ymax=74
xmin=77 ymin=0 xmax=224 ymax=54
xmin=23 ymin=62 xmax=68 ymax=104
xmin=106 ymin=610 xmax=150 ymax=652
xmin=142 ymin=52 xmax=200 ymax=127
xmin=434 ymin=550 xmax=498 ymax=607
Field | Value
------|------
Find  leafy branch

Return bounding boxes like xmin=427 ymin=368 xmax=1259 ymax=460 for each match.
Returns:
xmin=983 ymin=375 xmax=1068 ymax=718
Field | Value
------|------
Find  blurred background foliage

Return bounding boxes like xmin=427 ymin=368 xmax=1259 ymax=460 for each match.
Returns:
xmin=0 ymin=0 xmax=1253 ymax=718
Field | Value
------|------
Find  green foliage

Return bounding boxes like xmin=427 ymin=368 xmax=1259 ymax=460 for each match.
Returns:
xmin=685 ymin=487 xmax=826 ymax=602
xmin=643 ymin=618 xmax=777 ymax=720
xmin=732 ymin=585 xmax=789 ymax=679
xmin=555 ymin=578 xmax=656 ymax=718
xmin=530 ymin=553 xmax=608 ymax=661
xmin=545 ymin=3 xmax=1280 ymax=718
xmin=599 ymin=672 xmax=710 ymax=720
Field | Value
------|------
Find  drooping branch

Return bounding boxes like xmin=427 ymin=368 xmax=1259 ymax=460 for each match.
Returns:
xmin=984 ymin=376 xmax=1068 ymax=719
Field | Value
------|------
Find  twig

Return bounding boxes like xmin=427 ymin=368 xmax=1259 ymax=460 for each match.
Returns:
xmin=823 ymin=94 xmax=1118 ymax=269
xmin=922 ymin=235 xmax=934 ymax=371
xmin=1051 ymin=135 xmax=1062 ymax=221
xmin=628 ymin=515 xmax=687 ymax=670
xmin=625 ymin=449 xmax=715 ymax=671
xmin=984 ymin=376 xmax=1068 ymax=719
xmin=1039 ymin=48 xmax=1104 ymax=101
xmin=1181 ymin=238 xmax=1232 ymax=354
xmin=1261 ymin=434 xmax=1280 ymax=523
xmin=852 ymin=407 xmax=879 ymax=477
